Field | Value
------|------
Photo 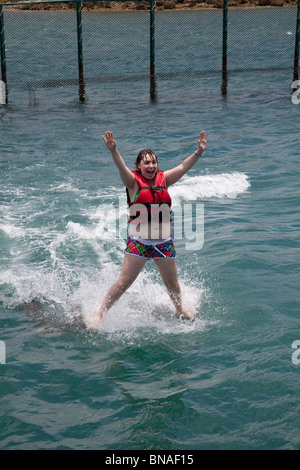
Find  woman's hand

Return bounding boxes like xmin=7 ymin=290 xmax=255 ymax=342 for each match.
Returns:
xmin=101 ymin=131 xmax=136 ymax=189
xmin=197 ymin=130 xmax=207 ymax=155
xmin=102 ymin=131 xmax=117 ymax=152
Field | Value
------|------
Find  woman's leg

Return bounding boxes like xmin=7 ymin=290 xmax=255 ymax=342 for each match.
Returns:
xmin=154 ymin=258 xmax=196 ymax=320
xmin=88 ymin=254 xmax=147 ymax=329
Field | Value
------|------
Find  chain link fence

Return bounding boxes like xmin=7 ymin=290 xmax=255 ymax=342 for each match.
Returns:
xmin=0 ymin=0 xmax=299 ymax=105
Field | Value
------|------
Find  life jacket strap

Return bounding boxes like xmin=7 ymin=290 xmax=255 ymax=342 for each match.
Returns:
xmin=139 ymin=185 xmax=166 ymax=192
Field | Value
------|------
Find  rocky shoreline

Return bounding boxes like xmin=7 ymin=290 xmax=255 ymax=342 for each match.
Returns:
xmin=3 ymin=0 xmax=298 ymax=11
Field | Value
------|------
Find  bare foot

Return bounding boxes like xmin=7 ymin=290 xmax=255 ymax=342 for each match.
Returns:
xmin=179 ymin=306 xmax=196 ymax=321
xmin=87 ymin=313 xmax=103 ymax=331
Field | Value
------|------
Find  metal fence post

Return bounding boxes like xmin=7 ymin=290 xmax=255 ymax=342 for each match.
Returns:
xmin=76 ymin=0 xmax=85 ymax=103
xmin=293 ymin=0 xmax=300 ymax=91
xmin=221 ymin=0 xmax=228 ymax=96
xmin=0 ymin=5 xmax=8 ymax=104
xmin=150 ymin=0 xmax=157 ymax=101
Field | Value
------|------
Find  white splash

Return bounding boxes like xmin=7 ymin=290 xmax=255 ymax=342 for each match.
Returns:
xmin=0 ymin=222 xmax=26 ymax=239
xmin=169 ymin=172 xmax=250 ymax=202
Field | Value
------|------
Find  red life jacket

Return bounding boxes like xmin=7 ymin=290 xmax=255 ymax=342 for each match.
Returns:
xmin=127 ymin=169 xmax=172 ymax=224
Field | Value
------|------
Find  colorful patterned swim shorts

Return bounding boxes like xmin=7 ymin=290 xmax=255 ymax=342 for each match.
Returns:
xmin=125 ymin=237 xmax=176 ymax=260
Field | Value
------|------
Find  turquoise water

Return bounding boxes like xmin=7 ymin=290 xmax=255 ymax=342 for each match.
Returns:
xmin=3 ymin=7 xmax=297 ymax=105
xmin=1 ymin=8 xmax=300 ymax=451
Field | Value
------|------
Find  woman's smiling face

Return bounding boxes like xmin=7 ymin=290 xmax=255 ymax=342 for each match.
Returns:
xmin=137 ymin=153 xmax=158 ymax=180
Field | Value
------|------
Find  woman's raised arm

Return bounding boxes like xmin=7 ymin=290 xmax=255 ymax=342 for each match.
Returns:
xmin=102 ymin=131 xmax=136 ymax=189
xmin=164 ymin=131 xmax=207 ymax=187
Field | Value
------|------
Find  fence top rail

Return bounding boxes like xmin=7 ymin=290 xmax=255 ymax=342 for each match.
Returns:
xmin=0 ymin=0 xmax=151 ymax=6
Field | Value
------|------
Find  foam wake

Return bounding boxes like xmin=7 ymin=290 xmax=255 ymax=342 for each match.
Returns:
xmin=169 ymin=172 xmax=250 ymax=202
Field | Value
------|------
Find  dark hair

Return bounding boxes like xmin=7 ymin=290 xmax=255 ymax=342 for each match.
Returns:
xmin=135 ymin=149 xmax=158 ymax=172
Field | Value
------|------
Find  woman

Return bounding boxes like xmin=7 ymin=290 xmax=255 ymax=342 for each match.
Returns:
xmin=88 ymin=130 xmax=207 ymax=330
